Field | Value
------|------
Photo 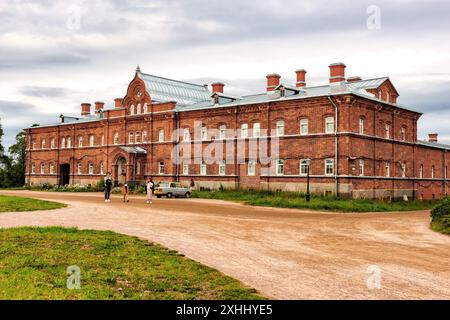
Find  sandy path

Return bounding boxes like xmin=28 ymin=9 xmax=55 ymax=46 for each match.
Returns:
xmin=0 ymin=190 xmax=449 ymax=299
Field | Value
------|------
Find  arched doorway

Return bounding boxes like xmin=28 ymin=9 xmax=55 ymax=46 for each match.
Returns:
xmin=59 ymin=164 xmax=70 ymax=186
xmin=115 ymin=156 xmax=127 ymax=185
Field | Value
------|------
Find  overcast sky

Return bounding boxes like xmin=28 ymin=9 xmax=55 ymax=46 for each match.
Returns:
xmin=1 ymin=0 xmax=450 ymax=149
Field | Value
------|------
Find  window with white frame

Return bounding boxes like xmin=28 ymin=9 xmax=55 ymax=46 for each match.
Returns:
xmin=67 ymin=137 xmax=72 ymax=148
xmin=183 ymin=160 xmax=189 ymax=175
xmin=31 ymin=164 xmax=35 ymax=174
xmin=40 ymin=163 xmax=45 ymax=174
xmin=385 ymin=123 xmax=390 ymax=139
xmin=158 ymin=129 xmax=164 ymax=142
xmin=253 ymin=122 xmax=261 ymax=138
xmin=219 ymin=125 xmax=226 ymax=140
xmin=61 ymin=138 xmax=66 ymax=149
xmin=300 ymin=159 xmax=309 ymax=176
xmin=101 ymin=134 xmax=105 ymax=146
xmin=325 ymin=159 xmax=334 ymax=175
xmin=400 ymin=127 xmax=406 ymax=141
xmin=135 ymin=131 xmax=141 ymax=144
xmin=219 ymin=160 xmax=226 ymax=175
xmin=276 ymin=159 xmax=284 ymax=176
xmin=113 ymin=133 xmax=119 ymax=145
xmin=248 ymin=160 xmax=256 ymax=176
xmin=325 ymin=117 xmax=334 ymax=134
xmin=431 ymin=165 xmax=435 ymax=179
xmin=359 ymin=117 xmax=364 ymax=134
xmin=276 ymin=120 xmax=284 ymax=136
xmin=183 ymin=128 xmax=190 ymax=141
xmin=78 ymin=136 xmax=83 ymax=147
xmin=77 ymin=163 xmax=82 ymax=175
xmin=201 ymin=127 xmax=207 ymax=141
xmin=385 ymin=161 xmax=390 ymax=177
xmin=89 ymin=163 xmax=94 ymax=175
xmin=200 ymin=161 xmax=207 ymax=175
xmin=158 ymin=161 xmax=165 ymax=174
xmin=49 ymin=163 xmax=54 ymax=174
xmin=420 ymin=164 xmax=424 ymax=178
xmin=100 ymin=162 xmax=104 ymax=175
xmin=142 ymin=131 xmax=147 ymax=143
xmin=89 ymin=135 xmax=94 ymax=147
xmin=50 ymin=138 xmax=55 ymax=149
xmin=241 ymin=123 xmax=248 ymax=139
xmin=401 ymin=162 xmax=407 ymax=178
xmin=41 ymin=139 xmax=46 ymax=149
xmin=129 ymin=132 xmax=134 ymax=144
xmin=359 ymin=159 xmax=364 ymax=176
xmin=300 ymin=118 xmax=308 ymax=135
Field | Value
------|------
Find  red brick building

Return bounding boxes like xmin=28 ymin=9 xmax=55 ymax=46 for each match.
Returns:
xmin=25 ymin=63 xmax=450 ymax=199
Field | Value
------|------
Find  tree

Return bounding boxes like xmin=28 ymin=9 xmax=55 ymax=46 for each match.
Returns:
xmin=0 ymin=119 xmax=4 ymax=155
xmin=8 ymin=130 xmax=27 ymax=186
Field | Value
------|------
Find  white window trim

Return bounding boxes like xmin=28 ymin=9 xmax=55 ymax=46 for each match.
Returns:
xmin=219 ymin=160 xmax=226 ymax=175
xmin=276 ymin=120 xmax=285 ymax=137
xmin=325 ymin=117 xmax=334 ymax=134
xmin=200 ymin=161 xmax=207 ymax=175
xmin=300 ymin=119 xmax=308 ymax=135
xmin=300 ymin=159 xmax=309 ymax=176
xmin=276 ymin=159 xmax=284 ymax=176
xmin=253 ymin=123 xmax=261 ymax=138
xmin=325 ymin=159 xmax=334 ymax=176
xmin=248 ymin=160 xmax=256 ymax=176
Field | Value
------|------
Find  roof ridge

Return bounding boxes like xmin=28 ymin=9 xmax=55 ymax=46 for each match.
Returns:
xmin=139 ymin=72 xmax=208 ymax=90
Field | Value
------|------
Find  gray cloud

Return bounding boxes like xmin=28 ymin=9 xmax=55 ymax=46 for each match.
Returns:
xmin=18 ymin=86 xmax=72 ymax=98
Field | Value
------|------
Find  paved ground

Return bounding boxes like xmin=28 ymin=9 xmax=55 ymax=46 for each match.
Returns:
xmin=0 ymin=190 xmax=449 ymax=299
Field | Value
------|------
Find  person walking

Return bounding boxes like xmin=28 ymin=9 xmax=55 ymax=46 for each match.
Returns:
xmin=122 ymin=183 xmax=129 ymax=203
xmin=104 ymin=172 xmax=113 ymax=202
xmin=146 ymin=178 xmax=154 ymax=204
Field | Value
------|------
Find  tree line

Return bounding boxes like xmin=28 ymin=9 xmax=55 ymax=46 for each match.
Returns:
xmin=0 ymin=119 xmax=34 ymax=188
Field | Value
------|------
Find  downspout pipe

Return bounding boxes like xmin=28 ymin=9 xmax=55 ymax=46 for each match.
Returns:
xmin=328 ymin=96 xmax=339 ymax=197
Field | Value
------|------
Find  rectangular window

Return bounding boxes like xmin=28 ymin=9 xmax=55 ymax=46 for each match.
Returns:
xmin=276 ymin=120 xmax=284 ymax=136
xmin=200 ymin=161 xmax=207 ymax=175
xmin=401 ymin=162 xmax=406 ymax=178
xmin=31 ymin=164 xmax=36 ymax=174
xmin=359 ymin=118 xmax=364 ymax=134
xmin=325 ymin=159 xmax=334 ymax=176
xmin=276 ymin=159 xmax=284 ymax=176
xmin=385 ymin=161 xmax=390 ymax=177
xmin=89 ymin=163 xmax=94 ymax=175
xmin=77 ymin=163 xmax=82 ymax=175
xmin=219 ymin=125 xmax=226 ymax=140
xmin=142 ymin=131 xmax=147 ymax=143
xmin=420 ymin=164 xmax=423 ymax=178
xmin=325 ymin=117 xmax=334 ymax=134
xmin=158 ymin=161 xmax=165 ymax=174
xmin=241 ymin=123 xmax=248 ymax=139
xmin=158 ymin=129 xmax=164 ymax=142
xmin=100 ymin=162 xmax=104 ymax=175
xmin=219 ymin=160 xmax=226 ymax=175
xmin=385 ymin=124 xmax=390 ymax=139
xmin=113 ymin=133 xmax=119 ymax=145
xmin=135 ymin=131 xmax=141 ymax=144
xmin=78 ymin=136 xmax=83 ymax=147
xmin=253 ymin=123 xmax=260 ymax=138
xmin=183 ymin=160 xmax=189 ymax=175
xmin=201 ymin=127 xmax=208 ymax=141
xmin=248 ymin=160 xmax=256 ymax=176
xmin=300 ymin=119 xmax=308 ymax=135
xmin=89 ymin=135 xmax=94 ymax=147
xmin=183 ymin=128 xmax=190 ymax=141
xmin=300 ymin=159 xmax=309 ymax=176
xmin=359 ymin=159 xmax=364 ymax=176
xmin=129 ymin=132 xmax=134 ymax=144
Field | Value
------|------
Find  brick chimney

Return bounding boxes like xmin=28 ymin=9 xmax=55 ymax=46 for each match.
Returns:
xmin=211 ymin=82 xmax=225 ymax=94
xmin=95 ymin=101 xmax=104 ymax=113
xmin=295 ymin=69 xmax=307 ymax=88
xmin=81 ymin=103 xmax=91 ymax=116
xmin=428 ymin=133 xmax=438 ymax=143
xmin=329 ymin=62 xmax=346 ymax=83
xmin=347 ymin=76 xmax=362 ymax=83
xmin=114 ymin=98 xmax=123 ymax=108
xmin=266 ymin=73 xmax=281 ymax=92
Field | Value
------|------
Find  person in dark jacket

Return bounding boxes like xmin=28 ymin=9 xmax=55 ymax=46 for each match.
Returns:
xmin=104 ymin=172 xmax=113 ymax=202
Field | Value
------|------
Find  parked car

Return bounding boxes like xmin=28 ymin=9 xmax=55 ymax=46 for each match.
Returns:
xmin=154 ymin=182 xmax=192 ymax=198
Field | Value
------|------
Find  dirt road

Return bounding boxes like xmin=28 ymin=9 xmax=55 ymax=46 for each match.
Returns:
xmin=0 ymin=190 xmax=449 ymax=299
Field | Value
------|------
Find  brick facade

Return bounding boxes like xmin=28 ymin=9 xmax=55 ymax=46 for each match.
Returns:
xmin=25 ymin=64 xmax=450 ymax=199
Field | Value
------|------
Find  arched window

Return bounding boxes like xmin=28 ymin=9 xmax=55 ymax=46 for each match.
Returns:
xmin=135 ymin=131 xmax=141 ymax=143
xmin=113 ymin=133 xmax=119 ymax=145
xmin=89 ymin=135 xmax=94 ymax=147
xmin=219 ymin=125 xmax=226 ymax=140
xmin=77 ymin=163 xmax=82 ymax=175
xmin=359 ymin=117 xmax=364 ymax=134
xmin=142 ymin=131 xmax=147 ymax=143
xmin=61 ymin=137 xmax=66 ymax=149
xmin=276 ymin=120 xmax=284 ymax=136
xmin=49 ymin=163 xmax=55 ymax=175
xmin=200 ymin=160 xmax=207 ymax=175
xmin=78 ymin=136 xmax=83 ymax=147
xmin=31 ymin=164 xmax=36 ymax=174
xmin=129 ymin=132 xmax=134 ymax=144
xmin=50 ymin=138 xmax=55 ymax=149
xmin=300 ymin=118 xmax=308 ymax=135
xmin=67 ymin=137 xmax=72 ymax=148
xmin=136 ymin=103 xmax=141 ymax=114
xmin=130 ymin=105 xmax=135 ymax=115
xmin=40 ymin=163 xmax=45 ymax=174
xmin=100 ymin=162 xmax=104 ymax=175
xmin=41 ymin=139 xmax=46 ymax=149
xmin=88 ymin=163 xmax=94 ymax=175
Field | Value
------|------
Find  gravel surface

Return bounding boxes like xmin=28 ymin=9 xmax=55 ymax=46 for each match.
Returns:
xmin=1 ymin=190 xmax=449 ymax=299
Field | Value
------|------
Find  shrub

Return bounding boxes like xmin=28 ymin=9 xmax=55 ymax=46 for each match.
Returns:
xmin=431 ymin=200 xmax=450 ymax=221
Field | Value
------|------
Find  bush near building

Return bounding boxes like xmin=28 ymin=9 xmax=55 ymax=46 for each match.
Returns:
xmin=430 ymin=198 xmax=450 ymax=234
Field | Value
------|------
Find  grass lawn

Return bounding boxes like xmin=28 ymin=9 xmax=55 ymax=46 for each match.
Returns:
xmin=0 ymin=195 xmax=66 ymax=213
xmin=431 ymin=220 xmax=450 ymax=234
xmin=192 ymin=189 xmax=442 ymax=212
xmin=0 ymin=227 xmax=263 ymax=300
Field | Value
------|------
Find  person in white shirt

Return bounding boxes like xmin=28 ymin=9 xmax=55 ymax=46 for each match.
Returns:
xmin=146 ymin=177 xmax=154 ymax=204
